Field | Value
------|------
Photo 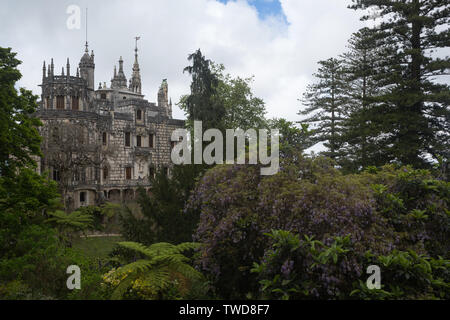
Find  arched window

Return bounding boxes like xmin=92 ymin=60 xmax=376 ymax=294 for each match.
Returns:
xmin=137 ymin=109 xmax=142 ymax=120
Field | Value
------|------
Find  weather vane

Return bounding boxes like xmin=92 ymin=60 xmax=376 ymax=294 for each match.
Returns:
xmin=135 ymin=36 xmax=141 ymax=51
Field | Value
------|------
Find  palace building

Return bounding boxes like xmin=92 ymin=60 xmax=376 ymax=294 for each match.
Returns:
xmin=35 ymin=40 xmax=184 ymax=210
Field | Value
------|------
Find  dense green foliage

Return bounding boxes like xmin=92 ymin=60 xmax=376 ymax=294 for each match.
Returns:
xmin=120 ymin=166 xmax=204 ymax=245
xmin=0 ymin=47 xmax=42 ymax=177
xmin=103 ymin=241 xmax=204 ymax=300
xmin=188 ymin=156 xmax=449 ymax=299
xmin=251 ymin=230 xmax=449 ymax=300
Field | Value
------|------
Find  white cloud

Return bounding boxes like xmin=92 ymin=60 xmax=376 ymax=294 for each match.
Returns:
xmin=0 ymin=0 xmax=365 ymax=122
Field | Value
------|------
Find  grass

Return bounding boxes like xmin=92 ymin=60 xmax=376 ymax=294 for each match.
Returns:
xmin=72 ymin=236 xmax=123 ymax=259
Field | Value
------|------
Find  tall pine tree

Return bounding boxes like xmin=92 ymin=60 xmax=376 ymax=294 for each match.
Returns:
xmin=339 ymin=28 xmax=393 ymax=171
xmin=299 ymin=58 xmax=349 ymax=161
xmin=349 ymin=0 xmax=450 ymax=168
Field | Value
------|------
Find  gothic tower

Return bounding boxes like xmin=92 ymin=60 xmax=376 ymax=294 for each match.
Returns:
xmin=158 ymin=79 xmax=172 ymax=118
xmin=79 ymin=42 xmax=95 ymax=90
xmin=111 ymin=56 xmax=128 ymax=89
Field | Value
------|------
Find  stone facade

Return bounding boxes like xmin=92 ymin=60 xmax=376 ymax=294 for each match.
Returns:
xmin=35 ymin=42 xmax=184 ymax=210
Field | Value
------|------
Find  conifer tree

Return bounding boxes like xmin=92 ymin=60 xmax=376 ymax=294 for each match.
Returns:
xmin=349 ymin=0 xmax=450 ymax=168
xmin=339 ymin=28 xmax=392 ymax=171
xmin=299 ymin=58 xmax=349 ymax=160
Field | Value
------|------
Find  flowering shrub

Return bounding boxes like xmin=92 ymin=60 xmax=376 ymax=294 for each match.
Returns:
xmin=362 ymin=165 xmax=450 ymax=257
xmin=189 ymin=157 xmax=449 ymax=299
xmin=252 ymin=230 xmax=450 ymax=300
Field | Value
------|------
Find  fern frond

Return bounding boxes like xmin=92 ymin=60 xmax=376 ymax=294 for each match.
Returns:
xmin=111 ymin=274 xmax=137 ymax=300
xmin=115 ymin=259 xmax=155 ymax=276
xmin=118 ymin=241 xmax=156 ymax=258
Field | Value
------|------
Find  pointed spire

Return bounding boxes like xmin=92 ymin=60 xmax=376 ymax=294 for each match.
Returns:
xmin=76 ymin=67 xmax=79 ymax=77
xmin=85 ymin=41 xmax=89 ymax=53
xmin=50 ymin=58 xmax=54 ymax=76
xmin=111 ymin=57 xmax=127 ymax=89
xmin=42 ymin=61 xmax=46 ymax=79
xmin=66 ymin=58 xmax=70 ymax=76
xmin=118 ymin=56 xmax=124 ymax=73
xmin=61 ymin=67 xmax=64 ymax=76
xmin=130 ymin=36 xmax=142 ymax=94
xmin=99 ymin=82 xmax=102 ymax=89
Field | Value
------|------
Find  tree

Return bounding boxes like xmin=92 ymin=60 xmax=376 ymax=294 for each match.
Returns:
xmin=46 ymin=209 xmax=94 ymax=246
xmin=40 ymin=120 xmax=119 ymax=210
xmin=299 ymin=58 xmax=349 ymax=161
xmin=0 ymin=47 xmax=70 ymax=298
xmin=180 ymin=49 xmax=226 ymax=131
xmin=268 ymin=118 xmax=313 ymax=159
xmin=214 ymin=64 xmax=267 ymax=130
xmin=120 ymin=165 xmax=204 ymax=245
xmin=0 ymin=47 xmax=42 ymax=177
xmin=349 ymin=0 xmax=450 ymax=168
xmin=338 ymin=28 xmax=392 ymax=172
xmin=104 ymin=241 xmax=202 ymax=300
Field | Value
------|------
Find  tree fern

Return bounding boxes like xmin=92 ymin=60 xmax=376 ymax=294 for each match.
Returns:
xmin=105 ymin=241 xmax=202 ymax=299
xmin=46 ymin=210 xmax=94 ymax=229
xmin=46 ymin=209 xmax=94 ymax=245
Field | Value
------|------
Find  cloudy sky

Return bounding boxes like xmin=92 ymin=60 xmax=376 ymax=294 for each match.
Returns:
xmin=0 ymin=0 xmax=368 ymax=121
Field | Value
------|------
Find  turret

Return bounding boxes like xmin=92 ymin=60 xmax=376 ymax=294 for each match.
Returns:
xmin=129 ymin=37 xmax=142 ymax=94
xmin=42 ymin=61 xmax=46 ymax=80
xmin=79 ymin=42 xmax=95 ymax=90
xmin=50 ymin=58 xmax=54 ymax=77
xmin=158 ymin=79 xmax=171 ymax=118
xmin=111 ymin=56 xmax=127 ymax=89
xmin=66 ymin=58 xmax=70 ymax=76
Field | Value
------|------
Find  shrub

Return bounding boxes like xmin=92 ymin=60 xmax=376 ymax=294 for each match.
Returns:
xmin=252 ymin=230 xmax=450 ymax=300
xmin=189 ymin=157 xmax=449 ymax=299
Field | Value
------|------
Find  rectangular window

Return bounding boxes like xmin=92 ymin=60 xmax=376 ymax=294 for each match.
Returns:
xmin=137 ymin=135 xmax=141 ymax=147
xmin=103 ymin=167 xmax=108 ymax=180
xmin=137 ymin=110 xmax=142 ymax=120
xmin=149 ymin=167 xmax=155 ymax=178
xmin=125 ymin=132 xmax=131 ymax=147
xmin=46 ymin=97 xmax=50 ymax=109
xmin=149 ymin=134 xmax=154 ymax=148
xmin=101 ymin=93 xmax=107 ymax=100
xmin=52 ymin=168 xmax=60 ymax=181
xmin=80 ymin=192 xmax=86 ymax=203
xmin=102 ymin=132 xmax=107 ymax=146
xmin=125 ymin=167 xmax=132 ymax=180
xmin=72 ymin=96 xmax=79 ymax=110
xmin=56 ymin=96 xmax=65 ymax=110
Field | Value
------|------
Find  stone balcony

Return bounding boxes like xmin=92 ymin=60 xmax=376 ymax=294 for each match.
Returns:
xmin=70 ymin=178 xmax=151 ymax=190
